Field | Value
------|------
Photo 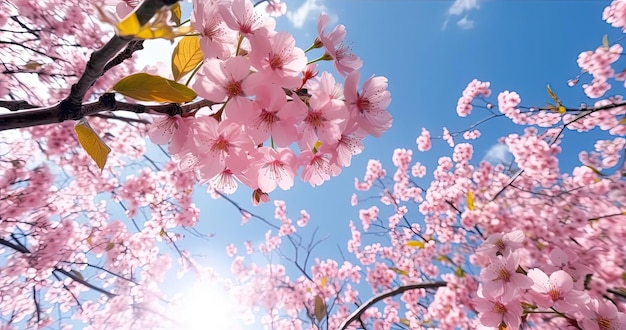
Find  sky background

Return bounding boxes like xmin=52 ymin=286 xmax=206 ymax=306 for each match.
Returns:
xmin=133 ymin=0 xmax=622 ymax=328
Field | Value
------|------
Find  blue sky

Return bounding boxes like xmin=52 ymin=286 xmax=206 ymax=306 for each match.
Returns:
xmin=136 ymin=0 xmax=622 ymax=327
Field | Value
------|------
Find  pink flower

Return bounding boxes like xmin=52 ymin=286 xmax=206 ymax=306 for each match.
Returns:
xmin=219 ymin=0 xmax=272 ymax=37
xmin=192 ymin=56 xmax=255 ymax=119
xmin=416 ymin=128 xmax=432 ymax=152
xmin=264 ymin=0 xmax=287 ymax=17
xmin=580 ymin=298 xmax=626 ymax=330
xmin=476 ymin=230 xmax=525 ymax=257
xmin=299 ymin=74 xmax=348 ymax=148
xmin=249 ymin=31 xmax=307 ymax=89
xmin=473 ymin=290 xmax=523 ymax=330
xmin=344 ymin=71 xmax=392 ymax=137
xmin=191 ymin=0 xmax=236 ymax=58
xmin=321 ymin=120 xmax=365 ymax=168
xmin=147 ymin=114 xmax=191 ymax=154
xmin=527 ymin=269 xmax=588 ymax=312
xmin=178 ymin=117 xmax=252 ymax=181
xmin=248 ymin=147 xmax=297 ymax=192
xmin=242 ymin=84 xmax=306 ymax=147
xmin=298 ymin=150 xmax=340 ymax=187
xmin=480 ymin=251 xmax=533 ymax=302
xmin=317 ymin=13 xmax=362 ymax=76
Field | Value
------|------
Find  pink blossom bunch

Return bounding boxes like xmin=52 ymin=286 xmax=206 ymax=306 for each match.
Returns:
xmin=149 ymin=2 xmax=391 ymax=196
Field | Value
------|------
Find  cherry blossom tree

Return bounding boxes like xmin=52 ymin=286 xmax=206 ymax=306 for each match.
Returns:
xmin=1 ymin=0 xmax=625 ymax=330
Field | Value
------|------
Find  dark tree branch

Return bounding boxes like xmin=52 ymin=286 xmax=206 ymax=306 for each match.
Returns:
xmin=0 ymin=95 xmax=215 ymax=131
xmin=338 ymin=282 xmax=447 ymax=330
xmin=54 ymin=269 xmax=116 ymax=298
xmin=59 ymin=0 xmax=180 ymax=121
xmin=0 ymin=237 xmax=116 ymax=298
xmin=102 ymin=40 xmax=145 ymax=74
xmin=0 ymin=100 xmax=38 ymax=111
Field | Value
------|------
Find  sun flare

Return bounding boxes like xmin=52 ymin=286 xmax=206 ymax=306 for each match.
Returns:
xmin=169 ymin=281 xmax=243 ymax=330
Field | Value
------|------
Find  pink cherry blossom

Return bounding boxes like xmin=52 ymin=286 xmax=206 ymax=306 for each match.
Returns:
xmin=527 ymin=269 xmax=588 ymax=312
xmin=248 ymin=147 xmax=297 ymax=192
xmin=580 ymin=298 xmax=626 ymax=330
xmin=344 ymin=70 xmax=392 ymax=137
xmin=191 ymin=0 xmax=236 ymax=58
xmin=317 ymin=13 xmax=362 ymax=77
xmin=480 ymin=251 xmax=533 ymax=302
xmin=249 ymin=31 xmax=307 ymax=88
xmin=473 ymin=289 xmax=523 ymax=330
xmin=219 ymin=0 xmax=272 ymax=37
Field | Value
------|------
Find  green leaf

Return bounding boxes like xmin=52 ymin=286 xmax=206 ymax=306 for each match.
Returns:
xmin=74 ymin=119 xmax=111 ymax=171
xmin=467 ymin=190 xmax=475 ymax=211
xmin=314 ymin=295 xmax=326 ymax=322
xmin=171 ymin=36 xmax=204 ymax=82
xmin=112 ymin=73 xmax=197 ymax=103
xmin=406 ymin=240 xmax=425 ymax=248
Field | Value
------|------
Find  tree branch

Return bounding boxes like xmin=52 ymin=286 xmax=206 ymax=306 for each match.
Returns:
xmin=0 ymin=237 xmax=116 ymax=298
xmin=58 ymin=0 xmax=180 ymax=121
xmin=338 ymin=282 xmax=447 ymax=330
xmin=0 ymin=94 xmax=215 ymax=131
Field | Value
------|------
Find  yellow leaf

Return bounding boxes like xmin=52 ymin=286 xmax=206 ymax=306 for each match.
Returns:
xmin=319 ymin=277 xmax=328 ymax=288
xmin=546 ymin=84 xmax=560 ymax=104
xmin=171 ymin=3 xmax=181 ymax=26
xmin=86 ymin=237 xmax=93 ymax=245
xmin=171 ymin=36 xmax=204 ymax=81
xmin=160 ymin=228 xmax=167 ymax=237
xmin=23 ymin=61 xmax=44 ymax=70
xmin=105 ymin=242 xmax=115 ymax=251
xmin=557 ymin=105 xmax=566 ymax=114
xmin=112 ymin=73 xmax=197 ymax=103
xmin=312 ymin=140 xmax=322 ymax=154
xmin=602 ymin=34 xmax=609 ymax=49
xmin=116 ymin=12 xmax=143 ymax=37
xmin=406 ymin=240 xmax=425 ymax=248
xmin=619 ymin=117 xmax=626 ymax=125
xmin=314 ymin=295 xmax=326 ymax=322
xmin=455 ymin=266 xmax=465 ymax=277
xmin=467 ymin=190 xmax=475 ymax=211
xmin=389 ymin=267 xmax=409 ymax=276
xmin=116 ymin=8 xmax=187 ymax=41
xmin=399 ymin=318 xmax=411 ymax=326
xmin=74 ymin=119 xmax=111 ymax=171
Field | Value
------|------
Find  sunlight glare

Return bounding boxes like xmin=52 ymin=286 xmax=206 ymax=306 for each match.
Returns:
xmin=170 ymin=281 xmax=243 ymax=330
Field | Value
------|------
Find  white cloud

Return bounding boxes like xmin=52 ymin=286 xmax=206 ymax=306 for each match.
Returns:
xmin=443 ymin=0 xmax=482 ymax=31
xmin=448 ymin=0 xmax=481 ymax=16
xmin=286 ymin=0 xmax=326 ymax=29
xmin=456 ymin=15 xmax=475 ymax=30
xmin=483 ymin=144 xmax=514 ymax=165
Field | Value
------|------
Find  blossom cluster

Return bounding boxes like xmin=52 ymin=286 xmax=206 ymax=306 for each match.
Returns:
xmin=473 ymin=230 xmax=626 ymax=330
xmin=147 ymin=0 xmax=392 ymax=196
